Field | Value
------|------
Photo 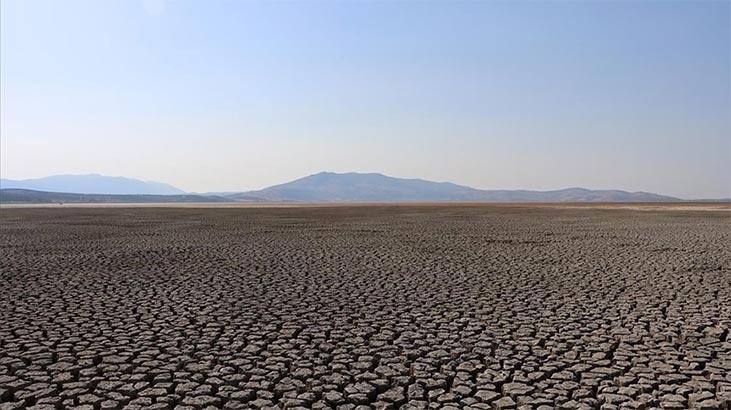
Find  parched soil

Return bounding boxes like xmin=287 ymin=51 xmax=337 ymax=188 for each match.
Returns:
xmin=0 ymin=206 xmax=729 ymax=410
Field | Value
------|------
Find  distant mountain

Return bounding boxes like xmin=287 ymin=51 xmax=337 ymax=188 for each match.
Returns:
xmin=233 ymin=172 xmax=484 ymax=201
xmin=0 ymin=174 xmax=186 ymax=195
xmin=0 ymin=189 xmax=226 ymax=204
xmin=228 ymin=172 xmax=681 ymax=202
xmin=0 ymin=171 xmax=688 ymax=203
xmin=468 ymin=187 xmax=679 ymax=202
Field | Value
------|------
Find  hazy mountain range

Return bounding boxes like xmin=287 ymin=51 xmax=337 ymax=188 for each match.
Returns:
xmin=1 ymin=174 xmax=185 ymax=195
xmin=0 ymin=172 xmax=703 ymax=203
xmin=233 ymin=172 xmax=681 ymax=202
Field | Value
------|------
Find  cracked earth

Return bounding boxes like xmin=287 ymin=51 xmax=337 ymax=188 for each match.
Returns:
xmin=0 ymin=206 xmax=729 ymax=409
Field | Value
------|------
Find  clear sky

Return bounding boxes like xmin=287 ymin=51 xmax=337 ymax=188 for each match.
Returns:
xmin=1 ymin=0 xmax=729 ymax=198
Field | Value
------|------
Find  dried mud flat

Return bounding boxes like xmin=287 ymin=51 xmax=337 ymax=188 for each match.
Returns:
xmin=0 ymin=206 xmax=729 ymax=410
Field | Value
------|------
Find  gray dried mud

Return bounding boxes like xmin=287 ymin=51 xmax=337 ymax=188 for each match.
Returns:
xmin=0 ymin=206 xmax=729 ymax=409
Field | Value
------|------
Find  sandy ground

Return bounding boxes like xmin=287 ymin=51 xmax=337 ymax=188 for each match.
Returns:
xmin=0 ymin=206 xmax=729 ymax=409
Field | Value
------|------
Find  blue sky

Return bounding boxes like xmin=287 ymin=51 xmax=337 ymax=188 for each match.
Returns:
xmin=1 ymin=0 xmax=729 ymax=198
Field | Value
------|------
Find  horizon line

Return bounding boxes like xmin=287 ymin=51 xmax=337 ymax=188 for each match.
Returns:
xmin=1 ymin=171 xmax=730 ymax=200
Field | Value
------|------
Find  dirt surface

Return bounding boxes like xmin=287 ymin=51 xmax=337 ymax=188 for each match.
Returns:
xmin=1 ymin=206 xmax=729 ymax=409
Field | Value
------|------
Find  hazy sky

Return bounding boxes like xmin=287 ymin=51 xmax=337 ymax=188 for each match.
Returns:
xmin=1 ymin=0 xmax=729 ymax=198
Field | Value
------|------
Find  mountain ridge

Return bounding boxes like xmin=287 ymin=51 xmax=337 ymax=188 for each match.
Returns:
xmin=230 ymin=171 xmax=683 ymax=202
xmin=2 ymin=171 xmax=720 ymax=203
xmin=0 ymin=174 xmax=185 ymax=195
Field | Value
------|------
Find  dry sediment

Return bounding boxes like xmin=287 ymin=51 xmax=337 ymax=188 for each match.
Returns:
xmin=0 ymin=206 xmax=729 ymax=409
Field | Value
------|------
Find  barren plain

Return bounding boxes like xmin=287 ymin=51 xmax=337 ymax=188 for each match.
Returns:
xmin=0 ymin=205 xmax=729 ymax=409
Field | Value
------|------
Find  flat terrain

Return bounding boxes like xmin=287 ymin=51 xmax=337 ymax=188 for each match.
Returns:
xmin=0 ymin=206 xmax=729 ymax=409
